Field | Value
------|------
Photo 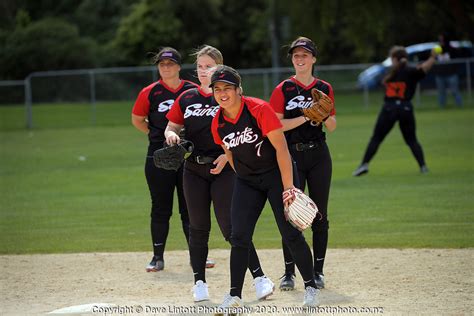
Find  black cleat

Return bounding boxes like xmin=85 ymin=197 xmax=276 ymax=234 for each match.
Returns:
xmin=314 ymin=272 xmax=325 ymax=289
xmin=420 ymin=165 xmax=429 ymax=174
xmin=352 ymin=163 xmax=369 ymax=177
xmin=279 ymin=273 xmax=295 ymax=291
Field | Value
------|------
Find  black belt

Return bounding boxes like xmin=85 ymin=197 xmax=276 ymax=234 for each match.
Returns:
xmin=189 ymin=156 xmax=215 ymax=164
xmin=291 ymin=142 xmax=320 ymax=152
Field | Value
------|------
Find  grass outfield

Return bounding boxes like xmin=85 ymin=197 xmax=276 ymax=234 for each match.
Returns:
xmin=0 ymin=95 xmax=473 ymax=254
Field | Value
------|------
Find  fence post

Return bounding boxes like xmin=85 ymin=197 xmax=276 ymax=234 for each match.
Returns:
xmin=466 ymin=59 xmax=472 ymax=106
xmin=263 ymin=72 xmax=269 ymax=100
xmin=89 ymin=71 xmax=96 ymax=125
xmin=24 ymin=75 xmax=33 ymax=129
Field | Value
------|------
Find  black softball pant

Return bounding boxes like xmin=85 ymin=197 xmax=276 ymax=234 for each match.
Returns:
xmin=183 ymin=161 xmax=265 ymax=283
xmin=145 ymin=143 xmax=189 ymax=259
xmin=362 ymin=102 xmax=426 ymax=167
xmin=229 ymin=166 xmax=316 ymax=298
xmin=282 ymin=141 xmax=332 ymax=274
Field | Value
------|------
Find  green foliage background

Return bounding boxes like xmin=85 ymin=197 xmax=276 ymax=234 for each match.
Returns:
xmin=1 ymin=0 xmax=473 ymax=79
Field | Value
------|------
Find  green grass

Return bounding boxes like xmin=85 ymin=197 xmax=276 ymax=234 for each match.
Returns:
xmin=0 ymin=95 xmax=473 ymax=254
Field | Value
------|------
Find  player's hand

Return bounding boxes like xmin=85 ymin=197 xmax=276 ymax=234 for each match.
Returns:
xmin=165 ymin=132 xmax=180 ymax=146
xmin=282 ymin=187 xmax=302 ymax=208
xmin=210 ymin=154 xmax=228 ymax=175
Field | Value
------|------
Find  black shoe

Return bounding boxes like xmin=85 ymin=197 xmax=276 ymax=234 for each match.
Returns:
xmin=146 ymin=256 xmax=164 ymax=272
xmin=420 ymin=165 xmax=429 ymax=174
xmin=314 ymin=272 xmax=325 ymax=289
xmin=279 ymin=273 xmax=295 ymax=291
xmin=352 ymin=163 xmax=369 ymax=176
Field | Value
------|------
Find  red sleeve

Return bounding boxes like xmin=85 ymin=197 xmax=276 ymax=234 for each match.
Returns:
xmin=166 ymin=92 xmax=185 ymax=125
xmin=132 ymin=84 xmax=154 ymax=116
xmin=246 ymin=97 xmax=282 ymax=136
xmin=327 ymin=83 xmax=336 ymax=116
xmin=211 ymin=110 xmax=223 ymax=145
xmin=269 ymin=82 xmax=285 ymax=114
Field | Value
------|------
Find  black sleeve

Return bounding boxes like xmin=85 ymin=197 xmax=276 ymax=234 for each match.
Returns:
xmin=409 ymin=66 xmax=426 ymax=81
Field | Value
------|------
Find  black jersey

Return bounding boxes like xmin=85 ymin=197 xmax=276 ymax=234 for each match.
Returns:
xmin=132 ymin=79 xmax=197 ymax=143
xmin=384 ymin=66 xmax=425 ymax=102
xmin=166 ymin=87 xmax=223 ymax=159
xmin=270 ymin=77 xmax=335 ymax=144
xmin=211 ymin=97 xmax=282 ymax=177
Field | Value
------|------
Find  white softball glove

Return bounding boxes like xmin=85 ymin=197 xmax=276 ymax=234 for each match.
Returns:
xmin=283 ymin=188 xmax=319 ymax=231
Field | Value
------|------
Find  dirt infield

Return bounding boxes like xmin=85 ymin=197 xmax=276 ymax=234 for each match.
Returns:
xmin=1 ymin=249 xmax=473 ymax=315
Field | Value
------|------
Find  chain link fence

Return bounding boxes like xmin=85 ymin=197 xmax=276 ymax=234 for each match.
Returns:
xmin=0 ymin=59 xmax=472 ymax=129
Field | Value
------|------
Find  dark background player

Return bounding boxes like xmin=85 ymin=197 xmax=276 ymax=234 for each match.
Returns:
xmin=211 ymin=65 xmax=320 ymax=308
xmin=131 ymin=47 xmax=197 ymax=272
xmin=164 ymin=45 xmax=274 ymax=302
xmin=270 ymin=36 xmax=336 ymax=290
xmin=434 ymin=32 xmax=463 ymax=107
xmin=352 ymin=46 xmax=437 ymax=177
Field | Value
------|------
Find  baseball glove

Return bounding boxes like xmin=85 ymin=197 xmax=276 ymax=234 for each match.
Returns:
xmin=153 ymin=140 xmax=194 ymax=171
xmin=283 ymin=188 xmax=319 ymax=231
xmin=301 ymin=88 xmax=334 ymax=125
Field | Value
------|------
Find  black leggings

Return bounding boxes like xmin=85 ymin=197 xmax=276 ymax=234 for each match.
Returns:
xmin=229 ymin=166 xmax=316 ymax=298
xmin=145 ymin=143 xmax=189 ymax=259
xmin=183 ymin=161 xmax=264 ymax=283
xmin=362 ymin=102 xmax=426 ymax=167
xmin=282 ymin=142 xmax=332 ymax=275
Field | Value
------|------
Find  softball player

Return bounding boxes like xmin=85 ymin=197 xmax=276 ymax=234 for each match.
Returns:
xmin=352 ymin=46 xmax=436 ymax=176
xmin=132 ymin=47 xmax=197 ymax=272
xmin=211 ymin=65 xmax=320 ymax=308
xmin=164 ymin=46 xmax=274 ymax=302
xmin=270 ymin=37 xmax=336 ymax=291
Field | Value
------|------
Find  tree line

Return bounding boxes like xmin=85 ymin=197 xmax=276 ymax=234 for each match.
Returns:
xmin=1 ymin=0 xmax=472 ymax=80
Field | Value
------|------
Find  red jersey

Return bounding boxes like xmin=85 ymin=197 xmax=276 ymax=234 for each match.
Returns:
xmin=270 ymin=77 xmax=335 ymax=144
xmin=167 ymin=87 xmax=223 ymax=159
xmin=132 ymin=79 xmax=197 ymax=143
xmin=211 ymin=96 xmax=282 ymax=177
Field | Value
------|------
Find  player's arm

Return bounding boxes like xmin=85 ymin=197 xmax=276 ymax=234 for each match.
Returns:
xmin=221 ymin=145 xmax=235 ymax=171
xmin=419 ymin=49 xmax=437 ymax=73
xmin=164 ymin=121 xmax=183 ymax=145
xmin=275 ymin=112 xmax=307 ymax=131
xmin=210 ymin=154 xmax=229 ymax=175
xmin=324 ymin=115 xmax=337 ymax=132
xmin=267 ymin=128 xmax=294 ymax=191
xmin=270 ymin=88 xmax=306 ymax=132
xmin=132 ymin=114 xmax=149 ymax=134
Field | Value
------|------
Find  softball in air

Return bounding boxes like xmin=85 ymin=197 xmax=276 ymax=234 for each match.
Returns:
xmin=434 ymin=45 xmax=443 ymax=54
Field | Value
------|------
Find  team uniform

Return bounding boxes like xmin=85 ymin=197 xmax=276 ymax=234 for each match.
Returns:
xmin=132 ymin=79 xmax=197 ymax=268
xmin=270 ymin=77 xmax=336 ymax=287
xmin=356 ymin=66 xmax=427 ymax=171
xmin=211 ymin=96 xmax=317 ymax=299
xmin=167 ymin=88 xmax=273 ymax=301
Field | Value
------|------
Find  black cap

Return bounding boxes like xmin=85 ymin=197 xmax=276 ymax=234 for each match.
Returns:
xmin=210 ymin=65 xmax=241 ymax=87
xmin=288 ymin=38 xmax=317 ymax=56
xmin=156 ymin=48 xmax=181 ymax=65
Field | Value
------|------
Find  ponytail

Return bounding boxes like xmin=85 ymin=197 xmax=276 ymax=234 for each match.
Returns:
xmin=382 ymin=46 xmax=408 ymax=84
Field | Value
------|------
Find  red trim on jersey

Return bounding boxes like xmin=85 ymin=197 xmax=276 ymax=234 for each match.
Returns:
xmin=131 ymin=82 xmax=156 ymax=116
xmin=244 ymin=97 xmax=282 ymax=136
xmin=269 ymin=83 xmax=285 ymax=114
xmin=222 ymin=99 xmax=245 ymax=125
xmin=211 ymin=110 xmax=223 ymax=145
xmin=290 ymin=77 xmax=317 ymax=90
xmin=159 ymin=79 xmax=187 ymax=94
xmin=198 ymin=86 xmax=212 ymax=97
xmin=166 ymin=91 xmax=187 ymax=125
xmin=211 ymin=97 xmax=282 ymax=146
